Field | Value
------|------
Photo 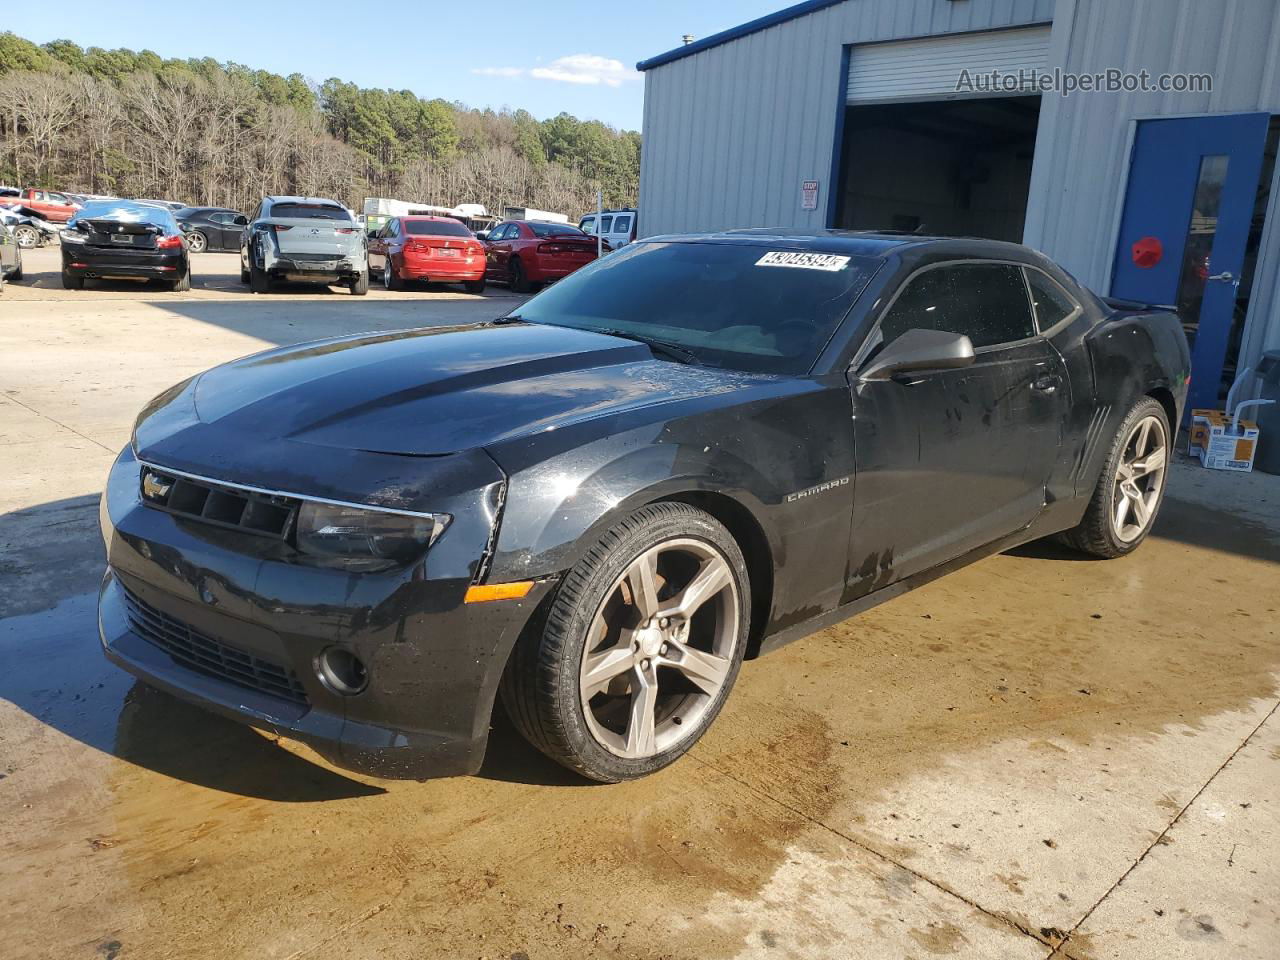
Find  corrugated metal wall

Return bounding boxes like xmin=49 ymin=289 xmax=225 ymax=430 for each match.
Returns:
xmin=1023 ymin=0 xmax=1280 ymax=366
xmin=637 ymin=0 xmax=1055 ymax=238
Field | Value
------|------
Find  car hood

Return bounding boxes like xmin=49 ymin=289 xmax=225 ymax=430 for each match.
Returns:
xmin=135 ymin=323 xmax=764 ymax=459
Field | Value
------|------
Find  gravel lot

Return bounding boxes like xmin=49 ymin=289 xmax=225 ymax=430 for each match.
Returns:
xmin=1 ymin=244 xmax=1277 ymax=960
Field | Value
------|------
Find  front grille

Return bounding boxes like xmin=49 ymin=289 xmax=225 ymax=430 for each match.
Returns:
xmin=122 ymin=584 xmax=309 ymax=705
xmin=141 ymin=466 xmax=298 ymax=539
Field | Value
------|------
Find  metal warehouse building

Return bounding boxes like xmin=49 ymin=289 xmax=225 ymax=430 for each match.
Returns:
xmin=636 ymin=0 xmax=1280 ymax=414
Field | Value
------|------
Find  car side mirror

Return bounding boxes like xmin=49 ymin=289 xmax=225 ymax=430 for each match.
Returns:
xmin=858 ymin=328 xmax=975 ymax=381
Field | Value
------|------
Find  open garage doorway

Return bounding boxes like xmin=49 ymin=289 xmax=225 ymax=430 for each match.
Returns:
xmin=833 ymin=96 xmax=1042 ymax=242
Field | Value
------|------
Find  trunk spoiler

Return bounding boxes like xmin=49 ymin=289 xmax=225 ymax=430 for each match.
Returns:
xmin=1102 ymin=295 xmax=1177 ymax=313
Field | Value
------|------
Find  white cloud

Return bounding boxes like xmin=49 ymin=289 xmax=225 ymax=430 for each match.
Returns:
xmin=530 ymin=54 xmax=636 ymax=87
xmin=470 ymin=66 xmax=524 ymax=78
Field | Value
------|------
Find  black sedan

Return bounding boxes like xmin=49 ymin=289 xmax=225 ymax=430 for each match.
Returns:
xmin=61 ymin=200 xmax=191 ymax=291
xmin=175 ymin=206 xmax=248 ymax=253
xmin=98 ymin=231 xmax=1189 ymax=782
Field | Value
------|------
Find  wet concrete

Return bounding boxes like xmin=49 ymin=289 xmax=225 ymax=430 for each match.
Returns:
xmin=2 ymin=248 xmax=1277 ymax=959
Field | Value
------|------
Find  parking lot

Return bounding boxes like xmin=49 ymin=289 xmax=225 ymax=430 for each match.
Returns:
xmin=1 ymin=244 xmax=1277 ymax=960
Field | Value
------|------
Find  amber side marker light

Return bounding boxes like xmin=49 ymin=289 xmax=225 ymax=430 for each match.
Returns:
xmin=465 ymin=581 xmax=534 ymax=603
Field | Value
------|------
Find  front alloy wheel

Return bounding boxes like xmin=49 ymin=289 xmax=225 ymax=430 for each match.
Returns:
xmin=14 ymin=225 xmax=39 ymax=248
xmin=502 ymin=502 xmax=749 ymax=782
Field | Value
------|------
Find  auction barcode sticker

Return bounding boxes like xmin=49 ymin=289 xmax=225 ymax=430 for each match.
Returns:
xmin=755 ymin=251 xmax=850 ymax=272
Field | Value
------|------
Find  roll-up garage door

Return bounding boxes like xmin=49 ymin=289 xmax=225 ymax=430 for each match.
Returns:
xmin=846 ymin=25 xmax=1052 ymax=103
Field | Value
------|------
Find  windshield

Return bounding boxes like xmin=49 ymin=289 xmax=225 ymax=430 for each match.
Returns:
xmin=405 ymin=219 xmax=471 ymax=237
xmin=513 ymin=240 xmax=880 ymax=375
xmin=270 ymin=203 xmax=351 ymax=221
xmin=527 ymin=221 xmax=583 ymax=237
xmin=70 ymin=200 xmax=179 ymax=232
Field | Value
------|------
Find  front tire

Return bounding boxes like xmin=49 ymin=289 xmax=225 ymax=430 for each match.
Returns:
xmin=14 ymin=225 xmax=39 ymax=248
xmin=501 ymin=502 xmax=749 ymax=783
xmin=1061 ymin=397 xmax=1170 ymax=558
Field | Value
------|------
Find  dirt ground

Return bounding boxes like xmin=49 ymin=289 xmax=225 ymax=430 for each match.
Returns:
xmin=1 ymin=245 xmax=1277 ymax=960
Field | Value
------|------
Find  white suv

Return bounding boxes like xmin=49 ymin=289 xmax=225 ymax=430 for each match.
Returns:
xmin=578 ymin=209 xmax=636 ymax=249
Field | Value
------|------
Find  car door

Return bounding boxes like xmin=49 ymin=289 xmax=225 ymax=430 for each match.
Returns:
xmin=610 ymin=213 xmax=633 ymax=248
xmin=485 ymin=223 xmax=513 ymax=277
xmin=845 ymin=260 xmax=1069 ymax=597
xmin=367 ymin=221 xmax=389 ymax=273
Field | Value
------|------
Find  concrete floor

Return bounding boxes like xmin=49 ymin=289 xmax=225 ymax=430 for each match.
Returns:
xmin=1 ymin=247 xmax=1277 ymax=960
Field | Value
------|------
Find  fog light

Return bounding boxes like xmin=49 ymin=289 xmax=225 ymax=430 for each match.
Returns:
xmin=316 ymin=647 xmax=368 ymax=695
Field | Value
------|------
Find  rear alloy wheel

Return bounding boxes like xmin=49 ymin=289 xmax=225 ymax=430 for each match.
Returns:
xmin=383 ymin=259 xmax=403 ymax=291
xmin=1061 ymin=397 xmax=1169 ymax=558
xmin=502 ymin=502 xmax=749 ymax=782
xmin=14 ymin=225 xmax=39 ymax=248
xmin=61 ymin=268 xmax=84 ymax=290
xmin=350 ymin=270 xmax=369 ymax=296
xmin=186 ymin=231 xmax=208 ymax=254
xmin=508 ymin=257 xmax=532 ymax=293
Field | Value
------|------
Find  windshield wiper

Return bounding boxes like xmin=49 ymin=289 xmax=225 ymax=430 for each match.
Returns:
xmin=590 ymin=328 xmax=701 ymax=365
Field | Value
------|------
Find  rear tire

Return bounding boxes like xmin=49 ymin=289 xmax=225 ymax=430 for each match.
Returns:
xmin=1060 ymin=396 xmax=1170 ymax=559
xmin=187 ymin=231 xmax=208 ymax=254
xmin=61 ymin=268 xmax=84 ymax=290
xmin=171 ymin=268 xmax=191 ymax=292
xmin=383 ymin=260 xmax=403 ymax=291
xmin=508 ymin=257 xmax=532 ymax=294
xmin=350 ymin=270 xmax=369 ymax=296
xmin=464 ymin=278 xmax=486 ymax=294
xmin=501 ymin=502 xmax=750 ymax=783
xmin=249 ymin=257 xmax=271 ymax=294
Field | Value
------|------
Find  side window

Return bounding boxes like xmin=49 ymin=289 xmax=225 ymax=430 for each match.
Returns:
xmin=208 ymin=213 xmax=230 ymax=225
xmin=1025 ymin=269 xmax=1080 ymax=332
xmin=599 ymin=215 xmax=613 ymax=233
xmin=880 ymin=263 xmax=1036 ymax=350
xmin=613 ymin=215 xmax=632 ymax=234
xmin=579 ymin=218 xmax=595 ymax=235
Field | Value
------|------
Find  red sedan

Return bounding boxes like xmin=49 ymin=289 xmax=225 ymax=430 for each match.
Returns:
xmin=483 ymin=220 xmax=603 ymax=292
xmin=368 ymin=216 xmax=486 ymax=292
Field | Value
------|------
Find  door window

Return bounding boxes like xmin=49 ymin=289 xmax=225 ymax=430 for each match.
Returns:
xmin=599 ymin=216 xmax=613 ymax=233
xmin=880 ymin=263 xmax=1035 ymax=349
xmin=613 ymin=215 xmax=632 ymax=234
xmin=579 ymin=218 xmax=596 ymax=235
xmin=1024 ymin=269 xmax=1080 ymax=332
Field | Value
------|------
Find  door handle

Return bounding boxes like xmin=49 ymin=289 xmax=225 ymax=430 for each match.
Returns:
xmin=1031 ymin=374 xmax=1059 ymax=394
xmin=1207 ymin=271 xmax=1234 ymax=283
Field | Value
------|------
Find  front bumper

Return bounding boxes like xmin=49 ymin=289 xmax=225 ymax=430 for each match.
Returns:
xmin=98 ymin=447 xmax=549 ymax=779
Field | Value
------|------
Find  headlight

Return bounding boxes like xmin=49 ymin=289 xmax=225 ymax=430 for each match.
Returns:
xmin=295 ymin=502 xmax=449 ymax=566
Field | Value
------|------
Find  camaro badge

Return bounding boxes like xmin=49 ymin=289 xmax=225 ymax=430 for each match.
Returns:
xmin=785 ymin=476 xmax=850 ymax=502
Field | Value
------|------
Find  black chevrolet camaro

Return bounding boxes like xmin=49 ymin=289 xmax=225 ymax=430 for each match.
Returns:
xmin=98 ymin=231 xmax=1189 ymax=782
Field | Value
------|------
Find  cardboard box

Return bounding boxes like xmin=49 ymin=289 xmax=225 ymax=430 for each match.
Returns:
xmin=1188 ymin=408 xmax=1261 ymax=472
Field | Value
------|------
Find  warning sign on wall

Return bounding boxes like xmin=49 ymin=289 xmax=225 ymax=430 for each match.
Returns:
xmin=800 ymin=180 xmax=820 ymax=211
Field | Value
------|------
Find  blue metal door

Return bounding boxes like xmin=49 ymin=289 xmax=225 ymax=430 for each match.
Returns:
xmin=1111 ymin=113 xmax=1270 ymax=414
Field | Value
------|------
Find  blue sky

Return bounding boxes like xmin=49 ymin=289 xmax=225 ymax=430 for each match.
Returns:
xmin=5 ymin=0 xmax=789 ymax=130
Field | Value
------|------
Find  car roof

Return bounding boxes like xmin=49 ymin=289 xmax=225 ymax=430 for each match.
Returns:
xmin=637 ymin=228 xmax=1038 ymax=260
xmin=265 ymin=196 xmax=344 ymax=206
xmin=398 ymin=215 xmax=461 ymax=222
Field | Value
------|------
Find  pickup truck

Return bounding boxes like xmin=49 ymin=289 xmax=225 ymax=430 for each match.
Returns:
xmin=14 ymin=188 xmax=80 ymax=223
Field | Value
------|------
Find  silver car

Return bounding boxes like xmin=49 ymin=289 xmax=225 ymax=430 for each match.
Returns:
xmin=240 ymin=196 xmax=368 ymax=295
xmin=0 ymin=222 xmax=23 ymax=289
